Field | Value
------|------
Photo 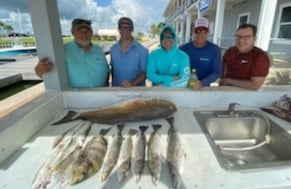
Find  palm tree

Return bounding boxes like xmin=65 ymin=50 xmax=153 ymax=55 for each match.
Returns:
xmin=3 ymin=24 xmax=14 ymax=34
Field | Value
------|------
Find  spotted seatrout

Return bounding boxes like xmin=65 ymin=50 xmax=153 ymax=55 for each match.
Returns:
xmin=100 ymin=124 xmax=124 ymax=181
xmin=52 ymin=98 xmax=177 ymax=125
xmin=117 ymin=129 xmax=138 ymax=182
xmin=147 ymin=124 xmax=162 ymax=185
xmin=131 ymin=126 xmax=148 ymax=183
xmin=166 ymin=117 xmax=186 ymax=189
xmin=67 ymin=127 xmax=111 ymax=185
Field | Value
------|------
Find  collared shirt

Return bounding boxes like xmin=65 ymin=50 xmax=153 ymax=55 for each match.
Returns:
xmin=65 ymin=41 xmax=109 ymax=88
xmin=223 ymin=46 xmax=269 ymax=79
xmin=110 ymin=39 xmax=148 ymax=86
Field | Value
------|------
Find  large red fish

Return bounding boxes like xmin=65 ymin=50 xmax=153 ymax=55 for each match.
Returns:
xmin=52 ymin=98 xmax=177 ymax=125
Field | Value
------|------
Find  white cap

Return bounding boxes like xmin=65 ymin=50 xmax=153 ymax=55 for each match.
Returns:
xmin=195 ymin=17 xmax=209 ymax=30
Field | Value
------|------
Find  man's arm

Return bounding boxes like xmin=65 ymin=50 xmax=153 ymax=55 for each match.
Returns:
xmin=220 ymin=76 xmax=266 ymax=90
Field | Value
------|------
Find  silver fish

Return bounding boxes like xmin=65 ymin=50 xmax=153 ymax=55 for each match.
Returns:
xmin=166 ymin=117 xmax=186 ymax=189
xmin=52 ymin=98 xmax=177 ymax=125
xmin=66 ymin=127 xmax=111 ymax=185
xmin=131 ymin=126 xmax=148 ymax=183
xmin=147 ymin=124 xmax=162 ymax=185
xmin=117 ymin=129 xmax=138 ymax=182
xmin=100 ymin=124 xmax=124 ymax=181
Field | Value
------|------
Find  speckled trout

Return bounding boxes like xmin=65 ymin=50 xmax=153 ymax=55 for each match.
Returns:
xmin=117 ymin=129 xmax=138 ymax=182
xmin=66 ymin=127 xmax=111 ymax=184
xmin=131 ymin=126 xmax=148 ymax=183
xmin=52 ymin=98 xmax=177 ymax=125
xmin=147 ymin=124 xmax=162 ymax=185
xmin=100 ymin=124 xmax=124 ymax=181
xmin=166 ymin=117 xmax=186 ymax=189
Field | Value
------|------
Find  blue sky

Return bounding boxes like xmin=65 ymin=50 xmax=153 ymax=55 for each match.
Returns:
xmin=0 ymin=0 xmax=169 ymax=35
xmin=96 ymin=0 xmax=112 ymax=7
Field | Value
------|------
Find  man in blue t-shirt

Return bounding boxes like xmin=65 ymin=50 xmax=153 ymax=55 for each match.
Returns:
xmin=180 ymin=17 xmax=221 ymax=90
xmin=110 ymin=17 xmax=149 ymax=87
xmin=35 ymin=18 xmax=109 ymax=88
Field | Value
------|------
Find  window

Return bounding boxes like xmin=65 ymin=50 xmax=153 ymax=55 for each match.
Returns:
xmin=278 ymin=5 xmax=291 ymax=39
xmin=237 ymin=12 xmax=250 ymax=28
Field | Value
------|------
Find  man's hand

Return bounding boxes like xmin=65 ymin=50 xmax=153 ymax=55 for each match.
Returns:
xmin=35 ymin=57 xmax=53 ymax=77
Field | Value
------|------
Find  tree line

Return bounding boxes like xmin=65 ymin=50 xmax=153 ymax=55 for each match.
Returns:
xmin=0 ymin=21 xmax=14 ymax=35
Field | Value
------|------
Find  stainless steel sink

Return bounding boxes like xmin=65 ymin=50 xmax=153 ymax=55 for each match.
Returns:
xmin=194 ymin=110 xmax=291 ymax=171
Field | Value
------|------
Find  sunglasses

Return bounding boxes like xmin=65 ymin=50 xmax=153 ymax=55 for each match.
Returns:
xmin=194 ymin=30 xmax=208 ymax=34
xmin=119 ymin=26 xmax=133 ymax=32
xmin=161 ymin=34 xmax=174 ymax=41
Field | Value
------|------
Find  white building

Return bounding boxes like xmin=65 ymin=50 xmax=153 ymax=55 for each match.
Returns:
xmin=163 ymin=0 xmax=291 ymax=60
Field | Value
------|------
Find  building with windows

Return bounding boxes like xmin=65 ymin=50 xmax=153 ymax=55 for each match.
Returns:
xmin=163 ymin=0 xmax=291 ymax=60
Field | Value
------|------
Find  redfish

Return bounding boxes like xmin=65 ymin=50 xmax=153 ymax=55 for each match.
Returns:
xmin=52 ymin=98 xmax=177 ymax=125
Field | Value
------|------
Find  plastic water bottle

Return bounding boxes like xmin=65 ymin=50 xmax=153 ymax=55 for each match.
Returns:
xmin=188 ymin=69 xmax=198 ymax=88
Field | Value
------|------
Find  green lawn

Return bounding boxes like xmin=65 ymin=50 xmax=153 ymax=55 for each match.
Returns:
xmin=0 ymin=37 xmax=103 ymax=47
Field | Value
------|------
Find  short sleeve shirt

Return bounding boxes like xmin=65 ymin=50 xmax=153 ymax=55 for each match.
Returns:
xmin=65 ymin=41 xmax=109 ymax=88
xmin=223 ymin=46 xmax=269 ymax=79
xmin=110 ymin=40 xmax=148 ymax=86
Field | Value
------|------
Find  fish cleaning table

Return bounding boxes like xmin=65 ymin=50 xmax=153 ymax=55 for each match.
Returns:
xmin=1 ymin=87 xmax=291 ymax=189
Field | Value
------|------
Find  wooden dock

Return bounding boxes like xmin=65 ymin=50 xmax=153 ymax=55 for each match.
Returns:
xmin=0 ymin=55 xmax=40 ymax=88
xmin=0 ymin=56 xmax=44 ymax=118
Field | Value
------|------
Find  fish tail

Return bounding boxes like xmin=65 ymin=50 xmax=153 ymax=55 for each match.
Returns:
xmin=117 ymin=124 xmax=124 ymax=134
xmin=128 ymin=129 xmax=138 ymax=136
xmin=166 ymin=116 xmax=174 ymax=126
xmin=51 ymin=111 xmax=80 ymax=125
xmin=152 ymin=124 xmax=162 ymax=132
xmin=99 ymin=127 xmax=111 ymax=136
xmin=139 ymin=126 xmax=148 ymax=133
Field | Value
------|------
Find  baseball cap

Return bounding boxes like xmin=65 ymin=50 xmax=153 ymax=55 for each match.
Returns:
xmin=195 ymin=17 xmax=209 ymax=30
xmin=72 ymin=18 xmax=92 ymax=30
xmin=118 ymin=17 xmax=134 ymax=31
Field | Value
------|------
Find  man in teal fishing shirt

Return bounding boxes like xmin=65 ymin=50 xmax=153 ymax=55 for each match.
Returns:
xmin=35 ymin=18 xmax=109 ymax=88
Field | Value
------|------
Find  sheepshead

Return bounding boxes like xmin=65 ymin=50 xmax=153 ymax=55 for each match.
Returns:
xmin=66 ymin=127 xmax=111 ymax=185
xmin=52 ymin=98 xmax=177 ymax=125
xmin=117 ymin=129 xmax=138 ymax=182
xmin=147 ymin=124 xmax=162 ymax=185
xmin=166 ymin=117 xmax=186 ymax=189
xmin=100 ymin=124 xmax=124 ymax=181
xmin=32 ymin=121 xmax=91 ymax=189
xmin=131 ymin=126 xmax=148 ymax=183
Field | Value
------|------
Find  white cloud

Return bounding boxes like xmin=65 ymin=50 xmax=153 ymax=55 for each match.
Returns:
xmin=0 ymin=0 xmax=169 ymax=35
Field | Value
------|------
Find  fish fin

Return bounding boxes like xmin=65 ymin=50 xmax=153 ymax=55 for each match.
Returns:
xmin=51 ymin=111 xmax=80 ymax=125
xmin=139 ymin=125 xmax=148 ymax=133
xmin=99 ymin=127 xmax=111 ymax=136
xmin=152 ymin=124 xmax=162 ymax=131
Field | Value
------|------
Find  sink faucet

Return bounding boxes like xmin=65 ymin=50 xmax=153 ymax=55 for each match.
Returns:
xmin=228 ymin=103 xmax=240 ymax=116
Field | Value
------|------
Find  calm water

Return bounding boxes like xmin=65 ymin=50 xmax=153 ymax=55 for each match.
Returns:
xmin=0 ymin=47 xmax=37 ymax=57
xmin=0 ymin=80 xmax=41 ymax=101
